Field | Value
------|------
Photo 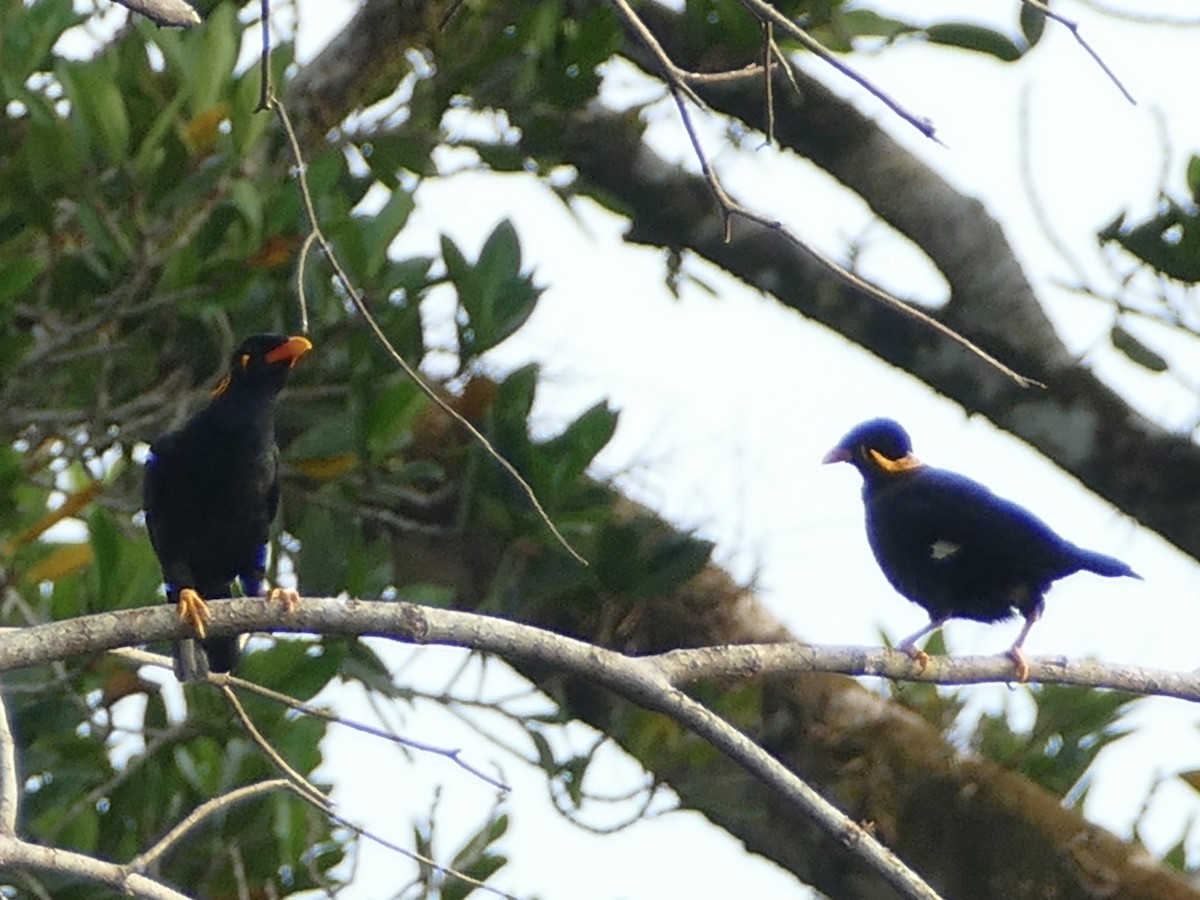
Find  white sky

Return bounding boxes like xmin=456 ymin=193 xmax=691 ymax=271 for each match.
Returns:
xmin=160 ymin=1 xmax=1200 ymax=897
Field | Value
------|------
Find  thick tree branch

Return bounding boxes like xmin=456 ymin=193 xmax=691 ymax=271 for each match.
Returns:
xmin=6 ymin=600 xmax=1200 ymax=898
xmin=0 ymin=690 xmax=18 ymax=837
xmin=3 ymin=602 xmax=1199 ymax=703
xmin=0 ymin=602 xmax=944 ymax=900
xmin=0 ymin=836 xmax=188 ymax=900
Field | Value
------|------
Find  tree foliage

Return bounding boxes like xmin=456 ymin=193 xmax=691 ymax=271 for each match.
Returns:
xmin=1 ymin=1 xmax=1198 ymax=898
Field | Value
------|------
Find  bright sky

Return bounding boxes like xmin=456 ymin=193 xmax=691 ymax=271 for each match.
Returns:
xmin=260 ymin=2 xmax=1200 ymax=897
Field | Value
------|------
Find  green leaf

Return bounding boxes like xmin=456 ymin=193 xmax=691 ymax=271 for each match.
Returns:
xmin=595 ymin=523 xmax=643 ymax=594
xmin=1100 ymin=199 xmax=1200 ymax=283
xmin=363 ymin=132 xmax=434 ymax=185
xmin=1188 ymin=154 xmax=1200 ymax=203
xmin=0 ymin=0 xmax=84 ymax=82
xmin=338 ymin=638 xmax=404 ymax=698
xmin=1110 ymin=324 xmax=1168 ymax=373
xmin=491 ymin=363 xmax=539 ymax=458
xmin=925 ymin=23 xmax=1024 ymax=62
xmin=190 ymin=2 xmax=239 ymax=111
xmin=467 ymin=141 xmax=531 ymax=173
xmin=540 ymin=401 xmax=618 ymax=502
xmin=837 ymin=9 xmax=918 ymax=42
xmin=447 ymin=220 xmax=542 ymax=362
xmin=363 ymin=374 xmax=425 ymax=460
xmin=1019 ymin=3 xmax=1047 ymax=47
xmin=56 ymin=57 xmax=131 ymax=163
xmin=0 ymin=257 xmax=45 ymax=306
xmin=362 ymin=187 xmax=416 ymax=279
xmin=239 ymin=638 xmax=345 ymax=704
xmin=637 ymin=534 xmax=714 ymax=598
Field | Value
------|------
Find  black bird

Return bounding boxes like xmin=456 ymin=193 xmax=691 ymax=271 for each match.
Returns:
xmin=823 ymin=418 xmax=1140 ymax=680
xmin=144 ymin=334 xmax=312 ymax=681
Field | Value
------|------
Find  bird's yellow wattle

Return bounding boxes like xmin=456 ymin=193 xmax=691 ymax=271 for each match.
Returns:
xmin=868 ymin=448 xmax=922 ymax=473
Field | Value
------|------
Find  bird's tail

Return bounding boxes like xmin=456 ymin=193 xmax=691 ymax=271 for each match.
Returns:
xmin=1075 ymin=546 xmax=1141 ymax=580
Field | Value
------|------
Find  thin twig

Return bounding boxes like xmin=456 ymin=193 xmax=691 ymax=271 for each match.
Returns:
xmin=738 ymin=0 xmax=940 ymax=142
xmin=108 ymin=647 xmax=510 ymax=791
xmin=128 ymin=779 xmax=293 ymax=872
xmin=220 ymin=685 xmax=332 ymax=808
xmin=256 ymin=0 xmax=272 ymax=111
xmin=667 ymin=87 xmax=1042 ymax=387
xmin=325 ymin=802 xmax=518 ymax=900
xmin=220 ymin=673 xmax=511 ymax=792
xmin=1021 ymin=0 xmax=1135 ymax=104
xmin=611 ymin=0 xmax=1037 ymax=387
xmin=268 ymin=95 xmax=587 ymax=566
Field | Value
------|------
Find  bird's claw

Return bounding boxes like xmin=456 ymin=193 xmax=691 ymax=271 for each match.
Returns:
xmin=177 ymin=588 xmax=212 ymax=638
xmin=899 ymin=644 xmax=931 ymax=673
xmin=268 ymin=586 xmax=300 ymax=614
xmin=1006 ymin=647 xmax=1030 ymax=683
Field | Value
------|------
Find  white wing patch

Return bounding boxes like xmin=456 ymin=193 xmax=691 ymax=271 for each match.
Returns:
xmin=929 ymin=539 xmax=961 ymax=561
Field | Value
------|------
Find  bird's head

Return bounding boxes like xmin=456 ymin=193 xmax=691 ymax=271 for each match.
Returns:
xmin=213 ymin=334 xmax=313 ymax=397
xmin=822 ymin=418 xmax=923 ymax=479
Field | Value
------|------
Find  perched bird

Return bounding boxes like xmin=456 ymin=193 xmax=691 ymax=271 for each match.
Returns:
xmin=144 ymin=334 xmax=312 ymax=681
xmin=823 ymin=418 xmax=1140 ymax=680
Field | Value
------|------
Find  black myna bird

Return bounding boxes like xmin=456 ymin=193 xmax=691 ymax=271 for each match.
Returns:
xmin=823 ymin=418 xmax=1140 ymax=680
xmin=144 ymin=334 xmax=312 ymax=681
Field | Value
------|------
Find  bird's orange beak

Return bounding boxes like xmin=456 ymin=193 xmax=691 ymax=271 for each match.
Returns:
xmin=264 ymin=335 xmax=313 ymax=367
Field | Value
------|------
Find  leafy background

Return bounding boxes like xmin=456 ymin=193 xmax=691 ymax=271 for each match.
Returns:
xmin=1 ymin=0 xmax=1199 ymax=897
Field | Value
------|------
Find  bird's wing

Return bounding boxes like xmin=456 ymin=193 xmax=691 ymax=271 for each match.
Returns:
xmin=143 ymin=432 xmax=194 ymax=590
xmin=878 ymin=468 xmax=1065 ymax=561
xmin=142 ymin=434 xmax=175 ymax=559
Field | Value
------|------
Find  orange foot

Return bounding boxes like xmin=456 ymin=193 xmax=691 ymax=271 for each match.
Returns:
xmin=267 ymin=586 xmax=301 ymax=614
xmin=906 ymin=647 xmax=931 ymax=673
xmin=177 ymin=588 xmax=212 ymax=638
xmin=1006 ymin=647 xmax=1030 ymax=683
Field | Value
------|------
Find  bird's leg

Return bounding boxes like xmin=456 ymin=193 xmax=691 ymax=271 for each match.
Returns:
xmin=267 ymin=586 xmax=301 ymax=614
xmin=176 ymin=588 xmax=212 ymax=639
xmin=1006 ymin=604 xmax=1043 ymax=683
xmin=896 ymin=618 xmax=945 ymax=671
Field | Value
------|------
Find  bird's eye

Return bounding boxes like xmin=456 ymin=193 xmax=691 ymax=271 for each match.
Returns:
xmin=240 ymin=353 xmax=251 ymax=369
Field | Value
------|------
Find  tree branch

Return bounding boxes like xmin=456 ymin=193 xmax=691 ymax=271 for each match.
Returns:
xmin=128 ymin=779 xmax=294 ymax=872
xmin=4 ymin=602 xmax=943 ymax=900
xmin=10 ymin=600 xmax=1200 ymax=897
xmin=0 ymin=835 xmax=189 ymax=900
xmin=0 ymin=688 xmax=18 ymax=837
xmin=4 ymin=602 xmax=1200 ymax=702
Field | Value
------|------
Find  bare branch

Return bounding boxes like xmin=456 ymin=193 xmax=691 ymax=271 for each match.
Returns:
xmin=111 ymin=647 xmax=510 ymax=791
xmin=220 ymin=686 xmax=332 ymax=809
xmin=0 ymin=835 xmax=188 ymax=900
xmin=269 ymin=96 xmax=587 ymax=566
xmin=737 ymin=0 xmax=939 ymax=141
xmin=1 ymin=602 xmax=943 ymax=900
xmin=1021 ymin=0 xmax=1136 ymax=104
xmin=648 ymin=643 xmax=1200 ymax=698
xmin=23 ymin=600 xmax=1200 ymax=896
xmin=110 ymin=0 xmax=201 ymax=27
xmin=610 ymin=0 xmax=1038 ymax=388
xmin=0 ymin=688 xmax=18 ymax=836
xmin=128 ymin=779 xmax=294 ymax=872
